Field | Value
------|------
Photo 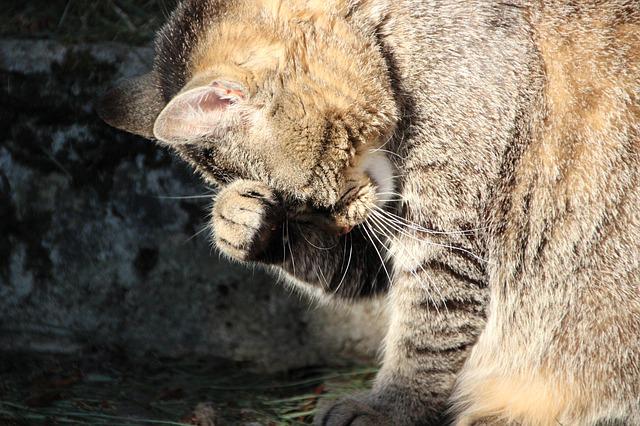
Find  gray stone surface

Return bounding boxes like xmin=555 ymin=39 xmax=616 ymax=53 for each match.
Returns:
xmin=0 ymin=39 xmax=386 ymax=371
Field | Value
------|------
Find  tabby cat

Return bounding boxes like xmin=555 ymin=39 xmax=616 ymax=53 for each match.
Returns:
xmin=99 ymin=0 xmax=640 ymax=424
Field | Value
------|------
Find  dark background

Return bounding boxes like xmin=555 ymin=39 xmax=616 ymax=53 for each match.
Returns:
xmin=0 ymin=1 xmax=386 ymax=423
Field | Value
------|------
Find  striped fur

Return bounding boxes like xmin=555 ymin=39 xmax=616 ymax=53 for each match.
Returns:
xmin=100 ymin=1 xmax=640 ymax=424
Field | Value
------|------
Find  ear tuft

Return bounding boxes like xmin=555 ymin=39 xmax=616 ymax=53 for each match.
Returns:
xmin=153 ymin=80 xmax=246 ymax=145
xmin=97 ymin=72 xmax=165 ymax=139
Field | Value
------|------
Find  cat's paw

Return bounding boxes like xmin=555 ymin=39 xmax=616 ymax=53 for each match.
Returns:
xmin=314 ymin=396 xmax=394 ymax=426
xmin=211 ymin=180 xmax=284 ymax=262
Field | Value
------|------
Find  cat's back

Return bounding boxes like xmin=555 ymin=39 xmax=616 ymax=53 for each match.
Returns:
xmin=387 ymin=0 xmax=639 ymax=179
xmin=505 ymin=0 xmax=640 ymax=311
xmin=521 ymin=1 xmax=640 ymax=213
xmin=530 ymin=1 xmax=640 ymax=150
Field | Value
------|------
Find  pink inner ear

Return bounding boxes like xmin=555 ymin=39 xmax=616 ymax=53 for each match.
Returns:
xmin=202 ymin=80 xmax=246 ymax=109
xmin=153 ymin=79 xmax=248 ymax=144
xmin=200 ymin=90 xmax=233 ymax=110
xmin=211 ymin=81 xmax=245 ymax=101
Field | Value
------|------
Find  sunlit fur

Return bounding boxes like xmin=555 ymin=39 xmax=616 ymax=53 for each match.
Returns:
xmin=100 ymin=0 xmax=640 ymax=425
xmin=156 ymin=0 xmax=399 ymax=214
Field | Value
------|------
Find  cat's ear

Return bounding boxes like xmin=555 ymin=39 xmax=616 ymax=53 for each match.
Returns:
xmin=153 ymin=80 xmax=247 ymax=145
xmin=98 ymin=71 xmax=165 ymax=139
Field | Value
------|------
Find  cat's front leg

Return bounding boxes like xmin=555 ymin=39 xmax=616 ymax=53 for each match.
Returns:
xmin=316 ymin=254 xmax=488 ymax=425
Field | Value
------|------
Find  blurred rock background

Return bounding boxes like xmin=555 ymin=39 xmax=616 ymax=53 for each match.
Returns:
xmin=0 ymin=0 xmax=386 ymax=376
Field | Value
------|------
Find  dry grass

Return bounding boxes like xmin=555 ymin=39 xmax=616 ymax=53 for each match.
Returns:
xmin=0 ymin=352 xmax=377 ymax=425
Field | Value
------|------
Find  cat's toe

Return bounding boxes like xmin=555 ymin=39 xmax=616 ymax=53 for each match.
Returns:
xmin=314 ymin=397 xmax=393 ymax=426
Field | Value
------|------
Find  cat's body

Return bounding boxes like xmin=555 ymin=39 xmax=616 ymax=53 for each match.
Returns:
xmin=100 ymin=1 xmax=640 ymax=424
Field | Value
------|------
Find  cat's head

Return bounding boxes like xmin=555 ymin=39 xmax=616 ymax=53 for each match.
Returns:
xmin=100 ymin=0 xmax=398 ymax=232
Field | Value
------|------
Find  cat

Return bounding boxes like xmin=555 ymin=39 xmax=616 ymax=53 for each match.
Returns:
xmin=99 ymin=0 xmax=640 ymax=424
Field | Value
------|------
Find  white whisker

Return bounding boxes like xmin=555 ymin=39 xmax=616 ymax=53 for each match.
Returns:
xmin=316 ymin=263 xmax=329 ymax=289
xmin=296 ymin=224 xmax=339 ymax=251
xmin=155 ymin=194 xmax=216 ymax=200
xmin=359 ymin=226 xmax=393 ymax=287
xmin=285 ymin=218 xmax=296 ymax=276
xmin=334 ymin=233 xmax=354 ymax=295
xmin=373 ymin=205 xmax=486 ymax=237
xmin=185 ymin=224 xmax=210 ymax=243
xmin=366 ymin=214 xmax=445 ymax=313
xmin=371 ymin=209 xmax=489 ymax=264
xmin=369 ymin=147 xmax=406 ymax=160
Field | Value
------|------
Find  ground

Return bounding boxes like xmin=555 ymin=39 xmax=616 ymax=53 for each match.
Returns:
xmin=0 ymin=352 xmax=376 ymax=425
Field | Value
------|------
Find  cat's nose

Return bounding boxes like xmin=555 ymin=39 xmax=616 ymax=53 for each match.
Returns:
xmin=337 ymin=225 xmax=354 ymax=236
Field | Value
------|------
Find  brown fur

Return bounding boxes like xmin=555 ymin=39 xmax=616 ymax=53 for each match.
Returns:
xmin=100 ymin=0 xmax=640 ymax=424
